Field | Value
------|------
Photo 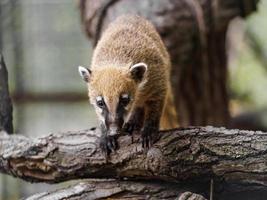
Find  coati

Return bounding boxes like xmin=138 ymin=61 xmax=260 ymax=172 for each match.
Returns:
xmin=78 ymin=15 xmax=178 ymax=153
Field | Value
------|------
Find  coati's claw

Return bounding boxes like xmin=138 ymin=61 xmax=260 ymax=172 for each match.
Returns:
xmin=141 ymin=132 xmax=151 ymax=149
xmin=141 ymin=126 xmax=158 ymax=149
xmin=100 ymin=135 xmax=118 ymax=155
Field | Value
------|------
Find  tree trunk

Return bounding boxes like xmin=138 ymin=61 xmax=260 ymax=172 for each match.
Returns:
xmin=0 ymin=54 xmax=14 ymax=200
xmin=0 ymin=54 xmax=13 ymax=134
xmin=78 ymin=0 xmax=258 ymax=127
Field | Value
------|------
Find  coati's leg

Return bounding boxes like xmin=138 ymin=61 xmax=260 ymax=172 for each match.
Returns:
xmin=99 ymin=123 xmax=118 ymax=155
xmin=123 ymin=107 xmax=145 ymax=135
xmin=141 ymin=100 xmax=164 ymax=148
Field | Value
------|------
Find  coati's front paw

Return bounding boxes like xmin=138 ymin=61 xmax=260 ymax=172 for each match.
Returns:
xmin=141 ymin=125 xmax=158 ymax=149
xmin=100 ymin=135 xmax=118 ymax=155
xmin=123 ymin=121 xmax=140 ymax=135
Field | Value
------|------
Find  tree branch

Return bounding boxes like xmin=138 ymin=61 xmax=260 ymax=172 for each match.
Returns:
xmin=23 ymin=180 xmax=207 ymax=200
xmin=1 ymin=126 xmax=267 ymax=189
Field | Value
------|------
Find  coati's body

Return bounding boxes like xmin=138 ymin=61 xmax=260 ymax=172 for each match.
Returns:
xmin=79 ymin=15 xmax=178 ymax=151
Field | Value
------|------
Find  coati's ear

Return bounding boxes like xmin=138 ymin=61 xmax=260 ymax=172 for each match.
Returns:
xmin=78 ymin=66 xmax=91 ymax=82
xmin=129 ymin=62 xmax=147 ymax=82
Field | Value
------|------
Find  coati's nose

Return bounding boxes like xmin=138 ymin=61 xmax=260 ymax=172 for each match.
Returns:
xmin=106 ymin=111 xmax=124 ymax=133
xmin=109 ymin=123 xmax=118 ymax=136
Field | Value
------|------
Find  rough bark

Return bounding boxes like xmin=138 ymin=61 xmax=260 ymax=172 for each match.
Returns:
xmin=23 ymin=180 xmax=207 ymax=200
xmin=0 ymin=54 xmax=13 ymax=134
xmin=79 ymin=0 xmax=258 ymax=127
xmin=1 ymin=126 xmax=267 ymax=191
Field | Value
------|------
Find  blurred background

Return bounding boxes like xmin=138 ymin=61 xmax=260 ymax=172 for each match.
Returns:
xmin=0 ymin=0 xmax=96 ymax=199
xmin=0 ymin=0 xmax=267 ymax=199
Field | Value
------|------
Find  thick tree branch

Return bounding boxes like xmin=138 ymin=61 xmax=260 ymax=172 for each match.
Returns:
xmin=1 ymin=126 xmax=267 ymax=189
xmin=23 ymin=180 xmax=207 ymax=200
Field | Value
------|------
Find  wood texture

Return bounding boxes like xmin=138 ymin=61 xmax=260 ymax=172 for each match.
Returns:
xmin=24 ymin=180 xmax=207 ymax=200
xmin=1 ymin=126 xmax=267 ymax=188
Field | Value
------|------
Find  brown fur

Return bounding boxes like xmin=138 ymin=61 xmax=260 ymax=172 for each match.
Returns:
xmin=88 ymin=15 xmax=178 ymax=131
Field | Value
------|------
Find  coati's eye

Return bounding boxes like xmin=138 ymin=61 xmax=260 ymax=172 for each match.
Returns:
xmin=120 ymin=94 xmax=130 ymax=107
xmin=97 ymin=100 xmax=104 ymax=108
xmin=96 ymin=96 xmax=105 ymax=108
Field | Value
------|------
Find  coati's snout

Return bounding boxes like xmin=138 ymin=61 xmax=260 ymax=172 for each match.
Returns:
xmin=96 ymin=94 xmax=129 ymax=135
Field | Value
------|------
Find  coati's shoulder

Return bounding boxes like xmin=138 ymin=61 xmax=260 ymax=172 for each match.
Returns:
xmin=91 ymin=15 xmax=169 ymax=69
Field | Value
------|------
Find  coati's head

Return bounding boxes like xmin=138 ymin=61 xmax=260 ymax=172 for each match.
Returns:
xmin=78 ymin=63 xmax=147 ymax=135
